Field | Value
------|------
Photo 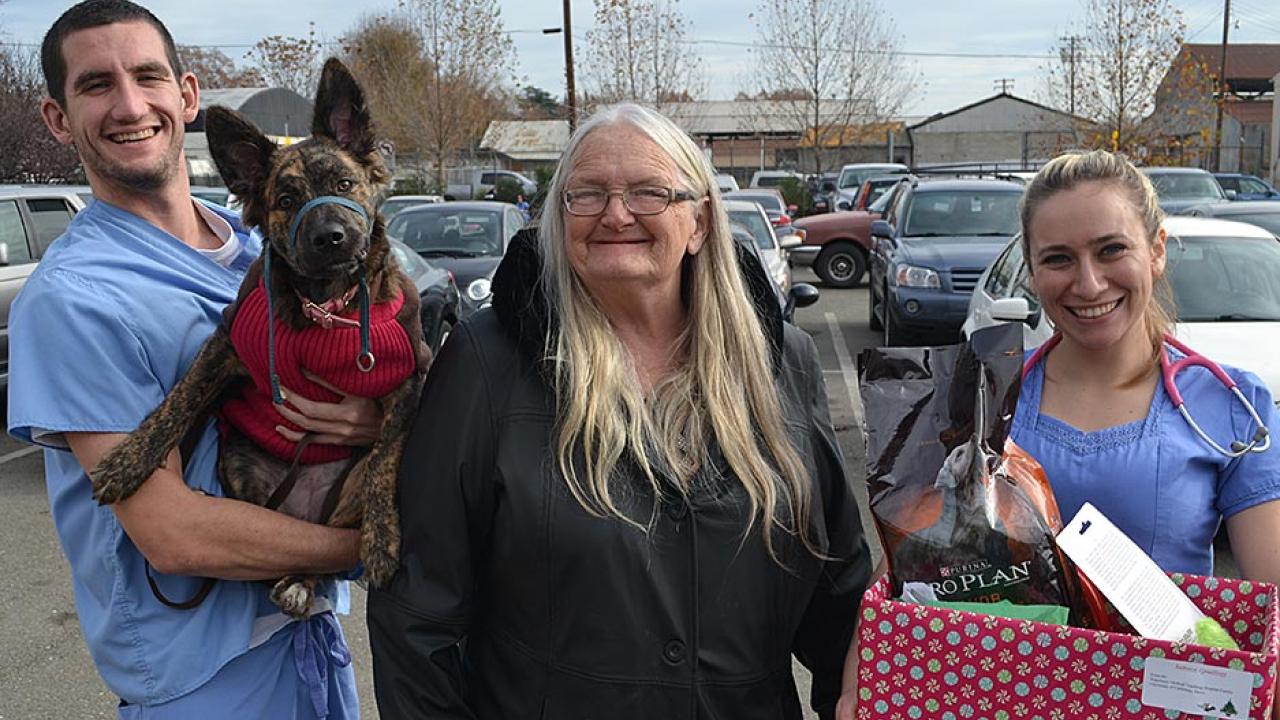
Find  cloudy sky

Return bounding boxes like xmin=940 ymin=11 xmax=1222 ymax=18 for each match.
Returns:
xmin=3 ymin=0 xmax=1277 ymax=117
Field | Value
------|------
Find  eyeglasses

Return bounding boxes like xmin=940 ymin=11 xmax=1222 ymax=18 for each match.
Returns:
xmin=562 ymin=185 xmax=698 ymax=216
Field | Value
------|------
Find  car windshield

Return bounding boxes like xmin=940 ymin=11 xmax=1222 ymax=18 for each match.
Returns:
xmin=389 ymin=241 xmax=428 ymax=275
xmin=727 ymin=209 xmax=775 ymax=251
xmin=387 ymin=208 xmax=504 ymax=257
xmin=381 ymin=198 xmax=424 ymax=216
xmin=1147 ymin=173 xmax=1226 ymax=200
xmin=1167 ymin=235 xmax=1280 ymax=321
xmin=729 ymin=193 xmax=784 ymax=212
xmin=839 ymin=166 xmax=904 ymax=189
xmin=903 ymin=191 xmax=1021 ymax=237
xmin=1219 ymin=213 xmax=1280 ymax=236
xmin=868 ymin=188 xmax=895 ymax=213
xmin=863 ymin=180 xmax=897 ymax=206
xmin=755 ymin=176 xmax=790 ymax=188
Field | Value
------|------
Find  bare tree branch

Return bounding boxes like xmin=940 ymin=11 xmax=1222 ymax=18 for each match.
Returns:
xmin=179 ymin=45 xmax=264 ymax=89
xmin=751 ymin=0 xmax=916 ymax=175
xmin=342 ymin=0 xmax=516 ymax=190
xmin=1039 ymin=0 xmax=1203 ymax=158
xmin=580 ymin=0 xmax=704 ymax=114
xmin=0 ymin=48 xmax=80 ymax=182
xmin=246 ymin=25 xmax=322 ymax=98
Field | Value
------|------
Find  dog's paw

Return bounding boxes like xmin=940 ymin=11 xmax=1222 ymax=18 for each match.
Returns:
xmin=270 ymin=577 xmax=314 ymax=618
xmin=362 ymin=538 xmax=400 ymax=588
xmin=90 ymin=449 xmax=148 ymax=505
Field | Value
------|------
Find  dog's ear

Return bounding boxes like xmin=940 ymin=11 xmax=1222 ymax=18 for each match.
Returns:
xmin=206 ymin=106 xmax=276 ymax=228
xmin=313 ymin=58 xmax=377 ymax=158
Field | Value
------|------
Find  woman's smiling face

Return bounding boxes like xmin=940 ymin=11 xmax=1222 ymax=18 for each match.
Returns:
xmin=1027 ymin=180 xmax=1167 ymax=353
xmin=561 ymin=124 xmax=706 ymax=305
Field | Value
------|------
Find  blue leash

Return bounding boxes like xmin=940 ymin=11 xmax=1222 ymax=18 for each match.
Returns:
xmin=264 ymin=195 xmax=373 ymax=405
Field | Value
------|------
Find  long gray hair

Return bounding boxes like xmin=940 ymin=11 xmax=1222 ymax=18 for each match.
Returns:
xmin=538 ymin=103 xmax=816 ymax=559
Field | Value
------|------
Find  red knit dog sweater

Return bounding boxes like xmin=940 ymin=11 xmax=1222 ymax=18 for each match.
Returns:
xmin=219 ymin=280 xmax=416 ymax=463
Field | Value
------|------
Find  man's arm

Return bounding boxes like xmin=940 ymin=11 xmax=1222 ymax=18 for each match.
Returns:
xmin=66 ymin=431 xmax=360 ymax=581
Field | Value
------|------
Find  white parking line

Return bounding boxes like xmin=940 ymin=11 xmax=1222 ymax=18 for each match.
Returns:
xmin=824 ymin=312 xmax=865 ymax=428
xmin=0 ymin=445 xmax=39 ymax=467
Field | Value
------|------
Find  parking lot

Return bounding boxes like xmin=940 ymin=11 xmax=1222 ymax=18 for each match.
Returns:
xmin=0 ymin=268 xmax=881 ymax=719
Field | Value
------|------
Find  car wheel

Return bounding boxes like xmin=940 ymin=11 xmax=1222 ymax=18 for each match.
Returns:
xmin=814 ymin=242 xmax=866 ymax=289
xmin=868 ymin=285 xmax=884 ymax=332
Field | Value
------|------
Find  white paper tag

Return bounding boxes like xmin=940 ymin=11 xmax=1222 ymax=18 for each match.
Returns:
xmin=1055 ymin=503 xmax=1204 ymax=643
xmin=1141 ymin=657 xmax=1253 ymax=719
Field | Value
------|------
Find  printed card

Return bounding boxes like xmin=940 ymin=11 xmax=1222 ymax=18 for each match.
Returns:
xmin=1141 ymin=657 xmax=1254 ymax=719
xmin=1056 ymin=502 xmax=1204 ymax=643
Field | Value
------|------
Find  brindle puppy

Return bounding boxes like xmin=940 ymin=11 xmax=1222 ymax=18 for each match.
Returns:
xmin=89 ymin=58 xmax=429 ymax=617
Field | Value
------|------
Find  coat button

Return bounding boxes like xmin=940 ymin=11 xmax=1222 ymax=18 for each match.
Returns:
xmin=662 ymin=639 xmax=686 ymax=664
xmin=666 ymin=501 xmax=688 ymax=522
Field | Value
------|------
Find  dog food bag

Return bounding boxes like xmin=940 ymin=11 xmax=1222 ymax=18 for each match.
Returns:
xmin=859 ymin=323 xmax=1106 ymax=628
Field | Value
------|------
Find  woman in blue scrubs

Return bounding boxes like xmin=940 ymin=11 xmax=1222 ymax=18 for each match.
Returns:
xmin=1010 ymin=149 xmax=1280 ymax=584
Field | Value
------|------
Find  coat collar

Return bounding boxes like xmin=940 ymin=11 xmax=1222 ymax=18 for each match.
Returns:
xmin=492 ymin=228 xmax=785 ymax=378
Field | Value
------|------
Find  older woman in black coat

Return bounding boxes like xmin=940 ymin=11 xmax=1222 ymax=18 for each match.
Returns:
xmin=369 ymin=103 xmax=871 ymax=720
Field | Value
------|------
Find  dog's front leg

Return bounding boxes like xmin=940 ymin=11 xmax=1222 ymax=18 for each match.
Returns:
xmin=327 ymin=371 xmax=424 ymax=587
xmin=91 ymin=329 xmax=242 ymax=505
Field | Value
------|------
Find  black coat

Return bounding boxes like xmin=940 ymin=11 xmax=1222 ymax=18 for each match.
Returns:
xmin=368 ymin=230 xmax=871 ymax=719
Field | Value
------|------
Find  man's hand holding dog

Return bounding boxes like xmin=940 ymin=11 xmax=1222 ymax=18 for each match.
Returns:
xmin=274 ymin=370 xmax=382 ymax=447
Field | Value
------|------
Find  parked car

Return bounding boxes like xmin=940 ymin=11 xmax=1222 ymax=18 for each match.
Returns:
xmin=806 ymin=173 xmax=839 ymax=215
xmin=835 ymin=162 xmax=909 ymax=210
xmin=444 ymin=168 xmax=536 ymax=201
xmin=962 ymin=216 xmax=1280 ymax=394
xmin=190 ymin=186 xmax=235 ymax=208
xmin=379 ymin=194 xmax=445 ymax=220
xmin=1142 ymin=167 xmax=1229 ymax=214
xmin=790 ymin=180 xmax=904 ymax=288
xmin=726 ymin=200 xmax=793 ymax=295
xmin=1214 ymin=173 xmax=1280 ymax=201
xmin=1179 ymin=200 xmax=1280 ymax=236
xmin=868 ymin=178 xmax=1024 ymax=345
xmin=725 ymin=200 xmax=817 ymax=322
xmin=749 ymin=170 xmax=803 ymax=189
xmin=714 ymin=173 xmax=740 ymax=193
xmin=724 ymin=189 xmax=794 ymax=226
xmin=387 ymin=238 xmax=461 ymax=353
xmin=851 ymin=175 xmax=903 ymax=211
xmin=383 ymin=201 xmax=525 ymax=312
xmin=0 ymin=186 xmax=92 ymax=389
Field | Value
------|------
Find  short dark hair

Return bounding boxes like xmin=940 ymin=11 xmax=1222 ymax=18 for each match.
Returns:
xmin=41 ymin=0 xmax=184 ymax=106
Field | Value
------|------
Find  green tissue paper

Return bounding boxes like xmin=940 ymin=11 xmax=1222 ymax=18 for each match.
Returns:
xmin=1194 ymin=617 xmax=1240 ymax=650
xmin=917 ymin=599 xmax=1070 ymax=625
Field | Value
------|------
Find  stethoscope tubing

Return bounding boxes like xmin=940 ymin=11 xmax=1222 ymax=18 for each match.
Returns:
xmin=1022 ymin=333 xmax=1270 ymax=458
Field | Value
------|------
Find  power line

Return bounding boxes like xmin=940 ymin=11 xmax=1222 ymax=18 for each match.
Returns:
xmin=1185 ymin=8 xmax=1224 ymax=40
xmin=674 ymin=36 xmax=1063 ymax=60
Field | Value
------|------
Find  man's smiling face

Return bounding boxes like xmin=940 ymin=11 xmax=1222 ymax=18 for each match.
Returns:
xmin=42 ymin=21 xmax=198 ymax=196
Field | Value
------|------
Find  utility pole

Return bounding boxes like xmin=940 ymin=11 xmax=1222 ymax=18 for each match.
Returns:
xmin=1213 ymin=0 xmax=1231 ymax=171
xmin=994 ymin=78 xmax=1015 ymax=94
xmin=1060 ymin=34 xmax=1081 ymax=115
xmin=563 ymin=0 xmax=578 ymax=131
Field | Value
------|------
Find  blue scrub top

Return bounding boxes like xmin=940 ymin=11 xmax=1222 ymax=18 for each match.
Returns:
xmin=1012 ymin=345 xmax=1280 ymax=576
xmin=6 ymin=199 xmax=351 ymax=712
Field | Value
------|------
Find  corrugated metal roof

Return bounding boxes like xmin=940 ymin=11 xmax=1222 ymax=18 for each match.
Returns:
xmin=1183 ymin=44 xmax=1280 ymax=81
xmin=658 ymin=100 xmax=891 ymax=136
xmin=199 ymin=88 xmax=272 ymax=110
xmin=479 ymin=121 xmax=570 ymax=157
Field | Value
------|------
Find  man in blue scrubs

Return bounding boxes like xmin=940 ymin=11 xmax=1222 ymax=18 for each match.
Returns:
xmin=7 ymin=1 xmax=373 ymax=716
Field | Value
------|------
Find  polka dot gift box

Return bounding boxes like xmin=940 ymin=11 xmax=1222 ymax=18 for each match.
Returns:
xmin=854 ymin=573 xmax=1279 ymax=719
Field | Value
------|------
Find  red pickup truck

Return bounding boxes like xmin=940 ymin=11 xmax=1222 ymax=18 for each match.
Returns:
xmin=789 ymin=206 xmax=883 ymax=288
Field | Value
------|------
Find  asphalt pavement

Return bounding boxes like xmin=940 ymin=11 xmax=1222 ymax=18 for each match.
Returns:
xmin=0 ymin=270 xmax=905 ymax=718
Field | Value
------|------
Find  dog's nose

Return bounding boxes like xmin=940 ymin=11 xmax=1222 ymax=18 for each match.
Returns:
xmin=311 ymin=223 xmax=346 ymax=249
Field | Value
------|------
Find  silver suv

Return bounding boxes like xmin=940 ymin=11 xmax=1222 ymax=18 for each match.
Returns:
xmin=1 ymin=185 xmax=93 ymax=389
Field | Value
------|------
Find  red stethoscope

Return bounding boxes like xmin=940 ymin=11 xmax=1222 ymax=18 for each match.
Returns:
xmin=1023 ymin=333 xmax=1271 ymax=458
